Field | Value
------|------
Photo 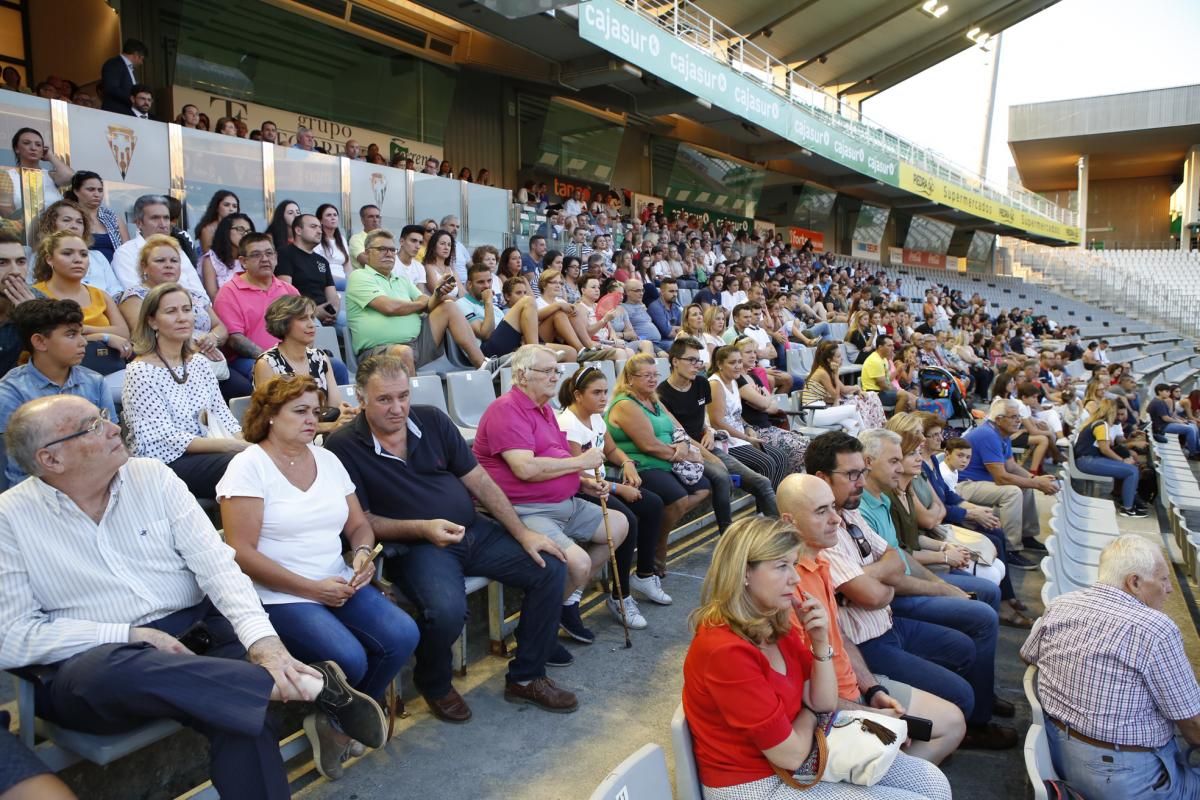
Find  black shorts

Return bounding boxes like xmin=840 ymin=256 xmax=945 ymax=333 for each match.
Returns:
xmin=638 ymin=468 xmax=711 ymax=505
xmin=1012 ymin=431 xmax=1030 ymax=448
xmin=482 ymin=319 xmax=522 ymax=358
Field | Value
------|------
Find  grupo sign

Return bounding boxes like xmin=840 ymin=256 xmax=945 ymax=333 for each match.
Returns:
xmin=173 ymin=86 xmax=443 ymax=168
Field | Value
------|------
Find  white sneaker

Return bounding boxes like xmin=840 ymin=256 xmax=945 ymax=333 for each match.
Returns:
xmin=630 ymin=573 xmax=673 ymax=605
xmin=607 ymin=595 xmax=647 ymax=629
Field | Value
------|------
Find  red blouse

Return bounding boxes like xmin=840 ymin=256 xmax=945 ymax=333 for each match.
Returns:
xmin=682 ymin=623 xmax=814 ymax=788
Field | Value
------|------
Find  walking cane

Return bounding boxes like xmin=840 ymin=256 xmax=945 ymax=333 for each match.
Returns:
xmin=597 ymin=465 xmax=633 ymax=649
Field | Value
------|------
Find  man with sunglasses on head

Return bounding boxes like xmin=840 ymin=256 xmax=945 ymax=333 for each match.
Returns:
xmin=805 ymin=431 xmax=1018 ymax=750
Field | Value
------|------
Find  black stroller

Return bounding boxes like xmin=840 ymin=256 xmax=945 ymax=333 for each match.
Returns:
xmin=916 ymin=366 xmax=975 ymax=433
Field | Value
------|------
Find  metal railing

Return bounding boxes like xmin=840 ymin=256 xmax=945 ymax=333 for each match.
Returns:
xmin=625 ymin=0 xmax=1076 ymax=228
xmin=1017 ymin=243 xmax=1200 ymax=338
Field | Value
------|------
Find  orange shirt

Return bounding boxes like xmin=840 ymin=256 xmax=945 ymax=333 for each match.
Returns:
xmin=794 ymin=552 xmax=859 ymax=702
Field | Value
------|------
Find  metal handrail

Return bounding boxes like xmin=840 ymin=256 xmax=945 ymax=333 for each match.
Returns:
xmin=626 ymin=0 xmax=1076 ymax=227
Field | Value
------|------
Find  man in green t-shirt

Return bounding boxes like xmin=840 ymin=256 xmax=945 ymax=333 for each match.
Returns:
xmin=345 ymin=225 xmax=501 ymax=374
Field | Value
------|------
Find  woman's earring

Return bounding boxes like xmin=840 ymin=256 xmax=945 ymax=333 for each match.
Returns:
xmin=269 ymin=420 xmax=274 ymax=425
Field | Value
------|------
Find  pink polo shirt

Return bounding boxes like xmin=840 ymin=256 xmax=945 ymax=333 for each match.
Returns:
xmin=213 ymin=274 xmax=300 ymax=354
xmin=472 ymin=387 xmax=580 ymax=504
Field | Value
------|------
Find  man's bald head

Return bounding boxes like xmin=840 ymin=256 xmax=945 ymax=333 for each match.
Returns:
xmin=8 ymin=395 xmax=93 ymax=477
xmin=777 ymin=474 xmax=841 ymax=551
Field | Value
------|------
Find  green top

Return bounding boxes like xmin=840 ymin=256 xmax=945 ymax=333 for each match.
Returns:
xmin=605 ymin=392 xmax=674 ymax=471
xmin=345 ymin=266 xmax=422 ymax=352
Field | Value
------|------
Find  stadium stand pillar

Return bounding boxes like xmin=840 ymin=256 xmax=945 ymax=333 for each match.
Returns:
xmin=1183 ymin=145 xmax=1200 ymax=252
xmin=1076 ymin=155 xmax=1089 ymax=252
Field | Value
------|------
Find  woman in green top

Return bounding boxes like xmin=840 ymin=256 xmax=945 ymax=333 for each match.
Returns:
xmin=606 ymin=353 xmax=711 ymax=577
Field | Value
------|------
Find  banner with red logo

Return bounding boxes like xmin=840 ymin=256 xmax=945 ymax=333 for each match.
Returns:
xmin=901 ymin=248 xmax=948 ymax=269
xmin=789 ymin=227 xmax=825 ymax=252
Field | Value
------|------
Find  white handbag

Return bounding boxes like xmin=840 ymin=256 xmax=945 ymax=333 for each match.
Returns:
xmin=938 ymin=524 xmax=998 ymax=567
xmin=820 ymin=710 xmax=906 ymax=786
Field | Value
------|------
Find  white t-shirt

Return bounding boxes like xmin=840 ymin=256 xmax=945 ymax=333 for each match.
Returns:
xmin=396 ymin=258 xmax=427 ymax=290
xmin=937 ymin=454 xmax=960 ymax=491
xmin=319 ymin=241 xmax=348 ymax=281
xmin=215 ymin=444 xmax=356 ymax=605
xmin=557 ymin=409 xmax=608 ymax=452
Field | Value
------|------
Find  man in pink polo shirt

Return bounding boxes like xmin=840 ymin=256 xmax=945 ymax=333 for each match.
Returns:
xmin=213 ymin=233 xmax=299 ymax=382
xmin=472 ymin=344 xmax=628 ymax=663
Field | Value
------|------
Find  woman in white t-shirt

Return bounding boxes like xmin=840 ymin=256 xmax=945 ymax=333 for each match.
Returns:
xmin=217 ymin=375 xmax=418 ymax=779
xmin=557 ymin=365 xmax=668 ymax=617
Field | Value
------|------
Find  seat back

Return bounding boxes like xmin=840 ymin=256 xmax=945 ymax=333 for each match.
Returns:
xmin=1024 ymin=664 xmax=1044 ymax=726
xmin=409 ymin=375 xmax=448 ymax=414
xmin=654 ymin=357 xmax=670 ymax=383
xmin=313 ymin=326 xmax=340 ymax=360
xmin=229 ymin=396 xmax=251 ymax=426
xmin=671 ymin=704 xmax=703 ymax=800
xmin=1023 ymin=724 xmax=1057 ymax=800
xmin=587 ymin=743 xmax=672 ymax=800
xmin=445 ymin=370 xmax=497 ymax=428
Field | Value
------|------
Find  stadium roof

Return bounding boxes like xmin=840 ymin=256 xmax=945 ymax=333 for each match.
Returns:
xmin=1009 ymin=84 xmax=1200 ymax=190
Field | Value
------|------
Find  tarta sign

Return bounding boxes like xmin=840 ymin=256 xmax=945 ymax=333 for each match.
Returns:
xmin=790 ymin=227 xmax=825 ymax=252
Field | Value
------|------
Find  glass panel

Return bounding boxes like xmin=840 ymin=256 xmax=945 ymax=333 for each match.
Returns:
xmin=0 ymin=92 xmax=50 ymax=169
xmin=519 ymin=96 xmax=624 ymax=184
xmin=348 ymin=159 xmax=408 ymax=238
xmin=904 ymin=215 xmax=955 ymax=254
xmin=466 ymin=182 xmax=511 ymax=251
xmin=793 ymin=184 xmax=836 ymax=229
xmin=273 ymin=147 xmax=340 ymax=219
xmin=412 ymin=173 xmax=461 ymax=230
xmin=852 ymin=203 xmax=890 ymax=246
xmin=181 ymin=128 xmax=266 ymax=234
xmin=66 ymin=104 xmax=172 ymax=230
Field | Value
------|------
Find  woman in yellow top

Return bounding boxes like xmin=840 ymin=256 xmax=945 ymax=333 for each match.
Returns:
xmin=34 ymin=229 xmax=132 ymax=362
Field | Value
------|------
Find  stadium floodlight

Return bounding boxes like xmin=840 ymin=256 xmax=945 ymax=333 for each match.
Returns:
xmin=920 ymin=1 xmax=950 ymax=18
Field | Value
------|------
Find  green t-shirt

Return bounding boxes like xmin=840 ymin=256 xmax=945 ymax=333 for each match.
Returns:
xmin=605 ymin=392 xmax=674 ymax=471
xmin=345 ymin=267 xmax=423 ymax=353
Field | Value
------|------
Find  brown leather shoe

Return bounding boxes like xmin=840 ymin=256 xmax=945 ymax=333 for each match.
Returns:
xmin=424 ymin=688 xmax=472 ymax=723
xmin=504 ymin=677 xmax=579 ymax=713
xmin=962 ymin=722 xmax=1018 ymax=750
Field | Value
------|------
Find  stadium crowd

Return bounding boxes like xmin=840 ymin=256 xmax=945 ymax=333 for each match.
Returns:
xmin=3 ymin=94 xmax=1200 ymax=800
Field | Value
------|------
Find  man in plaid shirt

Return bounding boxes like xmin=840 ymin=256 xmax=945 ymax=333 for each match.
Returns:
xmin=1021 ymin=535 xmax=1200 ymax=799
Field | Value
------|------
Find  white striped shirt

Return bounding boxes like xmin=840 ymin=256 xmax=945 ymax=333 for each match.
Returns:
xmin=0 ymin=458 xmax=275 ymax=668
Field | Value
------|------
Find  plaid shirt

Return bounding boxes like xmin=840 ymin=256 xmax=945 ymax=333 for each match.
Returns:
xmin=823 ymin=508 xmax=893 ymax=645
xmin=1021 ymin=583 xmax=1200 ymax=747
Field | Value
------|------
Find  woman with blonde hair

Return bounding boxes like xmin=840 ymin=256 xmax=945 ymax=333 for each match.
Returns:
xmin=122 ymin=282 xmax=247 ymax=498
xmin=677 ymin=302 xmax=710 ymax=365
xmin=683 ymin=516 xmax=950 ymax=800
xmin=1074 ymin=397 xmax=1147 ymax=517
xmin=702 ymin=304 xmax=728 ymax=356
xmin=845 ymin=309 xmax=875 ymax=365
xmin=607 ymin=353 xmax=711 ymax=577
xmin=34 ymin=198 xmax=122 ymax=297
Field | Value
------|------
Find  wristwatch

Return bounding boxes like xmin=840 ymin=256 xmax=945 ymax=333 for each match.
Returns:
xmin=811 ymin=644 xmax=834 ymax=662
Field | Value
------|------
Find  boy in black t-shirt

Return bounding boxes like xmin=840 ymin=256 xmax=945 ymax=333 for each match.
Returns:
xmin=656 ymin=337 xmax=779 ymax=529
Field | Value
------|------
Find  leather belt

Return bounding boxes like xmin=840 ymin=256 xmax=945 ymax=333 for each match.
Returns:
xmin=1047 ymin=716 xmax=1155 ymax=752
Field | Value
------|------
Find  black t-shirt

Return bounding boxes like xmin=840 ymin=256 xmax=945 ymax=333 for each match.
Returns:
xmin=658 ymin=377 xmax=710 ymax=441
xmin=1147 ymin=398 xmax=1172 ymax=435
xmin=324 ymin=405 xmax=479 ymax=528
xmin=736 ymin=374 xmax=772 ymax=427
xmin=276 ymin=244 xmax=334 ymax=305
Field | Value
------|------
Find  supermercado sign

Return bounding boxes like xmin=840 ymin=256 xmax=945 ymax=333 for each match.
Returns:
xmin=579 ymin=0 xmax=896 ymax=182
xmin=899 ymin=164 xmax=1080 ymax=243
xmin=580 ymin=0 xmax=1075 ymax=242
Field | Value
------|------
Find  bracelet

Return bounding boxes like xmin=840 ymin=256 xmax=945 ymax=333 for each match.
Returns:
xmin=353 ymin=545 xmax=374 ymax=557
xmin=811 ymin=644 xmax=834 ymax=662
xmin=863 ymin=684 xmax=888 ymax=704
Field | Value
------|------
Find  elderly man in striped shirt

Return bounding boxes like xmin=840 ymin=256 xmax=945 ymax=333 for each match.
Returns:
xmin=0 ymin=395 xmax=388 ymax=800
xmin=1022 ymin=535 xmax=1200 ymax=799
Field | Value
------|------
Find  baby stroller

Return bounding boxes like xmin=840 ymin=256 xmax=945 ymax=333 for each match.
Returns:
xmin=917 ymin=366 xmax=974 ymax=433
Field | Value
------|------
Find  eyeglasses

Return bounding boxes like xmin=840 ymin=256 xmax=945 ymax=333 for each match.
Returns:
xmin=526 ymin=366 xmax=559 ymax=376
xmin=830 ymin=468 xmax=867 ymax=483
xmin=676 ymin=356 xmax=703 ymax=366
xmin=244 ymin=250 xmax=276 ymax=261
xmin=425 ymin=227 xmax=436 ymax=233
xmin=632 ymin=372 xmax=658 ymax=381
xmin=846 ymin=523 xmax=872 ymax=561
xmin=368 ymin=246 xmax=398 ymax=254
xmin=230 ymin=225 xmax=252 ymax=234
xmin=41 ymin=408 xmax=110 ymax=449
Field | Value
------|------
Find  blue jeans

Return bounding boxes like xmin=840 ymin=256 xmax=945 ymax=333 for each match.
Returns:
xmin=805 ymin=321 xmax=833 ymax=341
xmin=387 ymin=515 xmax=566 ymax=699
xmin=1077 ymin=455 xmax=1141 ymax=508
xmin=857 ymin=617 xmax=976 ymax=723
xmin=266 ymin=586 xmax=419 ymax=702
xmin=1164 ymin=422 xmax=1200 ymax=455
xmin=890 ymin=588 xmax=999 ymax=725
xmin=1046 ymin=722 xmax=1200 ymax=800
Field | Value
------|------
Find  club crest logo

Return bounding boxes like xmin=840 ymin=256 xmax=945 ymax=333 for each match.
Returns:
xmin=371 ymin=172 xmax=387 ymax=207
xmin=106 ymin=125 xmax=137 ymax=179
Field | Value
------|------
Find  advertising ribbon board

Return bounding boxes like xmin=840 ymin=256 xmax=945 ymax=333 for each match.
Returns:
xmin=899 ymin=163 xmax=1080 ymax=243
xmin=662 ymin=200 xmax=753 ymax=232
xmin=790 ymin=227 xmax=825 ymax=252
xmin=852 ymin=240 xmax=881 ymax=260
xmin=901 ymin=248 xmax=948 ymax=269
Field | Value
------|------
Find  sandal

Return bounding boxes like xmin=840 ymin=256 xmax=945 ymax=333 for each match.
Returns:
xmin=999 ymin=609 xmax=1034 ymax=629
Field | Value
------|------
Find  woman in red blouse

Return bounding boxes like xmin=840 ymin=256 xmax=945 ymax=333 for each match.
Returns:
xmin=682 ymin=516 xmax=952 ymax=800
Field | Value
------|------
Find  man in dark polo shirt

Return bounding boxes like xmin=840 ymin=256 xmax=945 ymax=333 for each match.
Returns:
xmin=276 ymin=214 xmax=340 ymax=327
xmin=324 ymin=355 xmax=577 ymax=722
xmin=656 ymin=337 xmax=778 ymax=533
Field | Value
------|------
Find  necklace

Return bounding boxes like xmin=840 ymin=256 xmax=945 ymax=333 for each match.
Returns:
xmin=266 ymin=442 xmax=304 ymax=468
xmin=155 ymin=344 xmax=189 ymax=384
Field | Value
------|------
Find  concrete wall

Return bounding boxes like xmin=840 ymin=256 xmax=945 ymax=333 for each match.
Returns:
xmin=29 ymin=0 xmax=120 ymax=90
xmin=1040 ymin=175 xmax=1177 ymax=246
